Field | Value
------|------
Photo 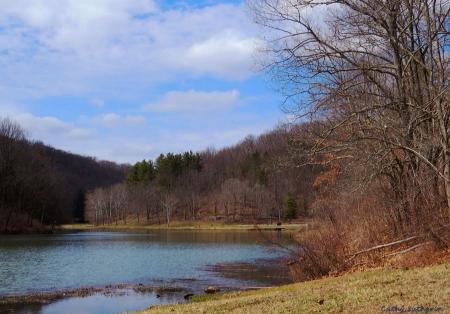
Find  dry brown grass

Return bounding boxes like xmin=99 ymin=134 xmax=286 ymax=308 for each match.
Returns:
xmin=131 ymin=258 xmax=450 ymax=314
xmin=60 ymin=220 xmax=306 ymax=231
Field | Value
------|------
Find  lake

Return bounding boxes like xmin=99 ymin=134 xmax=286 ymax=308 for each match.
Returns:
xmin=0 ymin=229 xmax=294 ymax=314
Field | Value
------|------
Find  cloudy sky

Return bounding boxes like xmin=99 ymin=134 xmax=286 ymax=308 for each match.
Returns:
xmin=0 ymin=0 xmax=286 ymax=164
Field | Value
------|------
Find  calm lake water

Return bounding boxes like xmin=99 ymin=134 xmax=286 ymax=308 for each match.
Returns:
xmin=0 ymin=229 xmax=294 ymax=314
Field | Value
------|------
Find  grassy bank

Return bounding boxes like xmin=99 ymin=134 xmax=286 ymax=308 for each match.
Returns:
xmin=60 ymin=219 xmax=307 ymax=231
xmin=131 ymin=262 xmax=450 ymax=314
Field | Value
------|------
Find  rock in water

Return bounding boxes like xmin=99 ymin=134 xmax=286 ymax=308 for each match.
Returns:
xmin=184 ymin=293 xmax=194 ymax=299
xmin=204 ymin=286 xmax=220 ymax=294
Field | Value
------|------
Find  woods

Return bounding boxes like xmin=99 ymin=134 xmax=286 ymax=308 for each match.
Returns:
xmin=0 ymin=118 xmax=65 ymax=232
xmin=1 ymin=116 xmax=311 ymax=233
xmin=0 ymin=117 xmax=128 ymax=233
xmin=247 ymin=0 xmax=450 ymax=218
xmin=245 ymin=0 xmax=450 ymax=278
xmin=84 ymin=141 xmax=313 ymax=227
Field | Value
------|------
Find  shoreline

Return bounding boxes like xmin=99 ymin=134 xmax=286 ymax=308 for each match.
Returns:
xmin=0 ymin=220 xmax=309 ymax=235
xmin=0 ymin=283 xmax=185 ymax=306
xmin=0 ymin=280 xmax=278 ymax=313
xmin=133 ymin=261 xmax=450 ymax=314
xmin=1 ymin=223 xmax=297 ymax=313
xmin=58 ymin=220 xmax=308 ymax=231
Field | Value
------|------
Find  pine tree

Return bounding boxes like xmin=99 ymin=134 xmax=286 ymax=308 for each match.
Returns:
xmin=283 ymin=193 xmax=297 ymax=223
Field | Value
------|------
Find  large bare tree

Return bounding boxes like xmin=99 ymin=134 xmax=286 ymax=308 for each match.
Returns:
xmin=247 ymin=0 xmax=450 ymax=227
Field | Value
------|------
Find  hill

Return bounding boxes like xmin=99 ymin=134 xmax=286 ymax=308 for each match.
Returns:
xmin=0 ymin=117 xmax=129 ymax=233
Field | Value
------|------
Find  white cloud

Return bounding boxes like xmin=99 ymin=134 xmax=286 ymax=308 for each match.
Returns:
xmin=155 ymin=121 xmax=274 ymax=155
xmin=4 ymin=106 xmax=282 ymax=164
xmin=184 ymin=29 xmax=254 ymax=79
xmin=0 ymin=1 xmax=257 ymax=101
xmin=13 ymin=113 xmax=96 ymax=141
xmin=124 ymin=115 xmax=146 ymax=125
xmin=0 ymin=1 xmax=286 ymax=165
xmin=90 ymin=113 xmax=147 ymax=128
xmin=90 ymin=98 xmax=104 ymax=107
xmin=1 ymin=0 xmax=157 ymax=29
xmin=111 ymin=142 xmax=156 ymax=158
xmin=8 ymin=113 xmax=146 ymax=162
xmin=211 ymin=124 xmax=270 ymax=146
xmin=155 ymin=4 xmax=256 ymax=80
xmin=0 ymin=103 xmax=23 ymax=117
xmin=67 ymin=128 xmax=97 ymax=140
xmin=15 ymin=113 xmax=73 ymax=133
xmin=142 ymin=89 xmax=241 ymax=112
xmin=96 ymin=113 xmax=121 ymax=126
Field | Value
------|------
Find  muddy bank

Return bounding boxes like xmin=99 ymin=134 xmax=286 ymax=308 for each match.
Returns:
xmin=0 ymin=283 xmax=184 ymax=306
xmin=0 ymin=279 xmax=275 ymax=314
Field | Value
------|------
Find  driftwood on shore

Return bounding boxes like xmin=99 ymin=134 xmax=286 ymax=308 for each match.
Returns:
xmin=345 ymin=236 xmax=420 ymax=262
xmin=345 ymin=236 xmax=433 ymax=267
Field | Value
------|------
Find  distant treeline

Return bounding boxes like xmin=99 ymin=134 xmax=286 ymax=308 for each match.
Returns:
xmin=0 ymin=117 xmax=128 ymax=233
xmin=0 ymin=116 xmax=316 ymax=233
xmin=85 ymin=126 xmax=317 ymax=226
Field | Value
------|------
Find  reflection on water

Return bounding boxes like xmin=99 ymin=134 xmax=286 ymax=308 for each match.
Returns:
xmin=0 ymin=229 xmax=294 ymax=314
xmin=1 ymin=290 xmax=171 ymax=314
xmin=206 ymin=258 xmax=292 ymax=287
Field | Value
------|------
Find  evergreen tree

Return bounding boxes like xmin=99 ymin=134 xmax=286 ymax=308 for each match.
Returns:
xmin=125 ymin=160 xmax=155 ymax=185
xmin=283 ymin=192 xmax=297 ymax=223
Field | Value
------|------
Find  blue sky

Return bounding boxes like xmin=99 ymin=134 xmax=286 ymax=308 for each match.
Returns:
xmin=0 ymin=0 xmax=287 ymax=164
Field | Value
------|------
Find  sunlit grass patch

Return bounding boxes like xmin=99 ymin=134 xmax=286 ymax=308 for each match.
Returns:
xmin=132 ymin=262 xmax=450 ymax=314
xmin=61 ymin=220 xmax=308 ymax=231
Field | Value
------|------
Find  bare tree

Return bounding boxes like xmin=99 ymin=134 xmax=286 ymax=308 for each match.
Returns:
xmin=221 ymin=179 xmax=243 ymax=221
xmin=220 ymin=191 xmax=230 ymax=219
xmin=161 ymin=193 xmax=178 ymax=227
xmin=238 ymin=180 xmax=250 ymax=221
xmin=178 ymin=171 xmax=203 ymax=220
xmin=141 ymin=184 xmax=157 ymax=222
xmin=85 ymin=187 xmax=106 ymax=226
xmin=251 ymin=183 xmax=275 ymax=224
xmin=126 ymin=186 xmax=144 ymax=224
xmin=247 ymin=0 xmax=450 ymax=225
xmin=110 ymin=183 xmax=127 ymax=225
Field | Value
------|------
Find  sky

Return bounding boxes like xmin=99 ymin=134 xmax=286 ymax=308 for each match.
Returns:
xmin=0 ymin=0 xmax=287 ymax=165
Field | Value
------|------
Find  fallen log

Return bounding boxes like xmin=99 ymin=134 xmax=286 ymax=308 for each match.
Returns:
xmin=346 ymin=236 xmax=419 ymax=262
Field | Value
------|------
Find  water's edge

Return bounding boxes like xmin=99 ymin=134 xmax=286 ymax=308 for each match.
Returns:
xmin=0 ymin=258 xmax=292 ymax=314
xmin=0 ymin=229 xmax=294 ymax=314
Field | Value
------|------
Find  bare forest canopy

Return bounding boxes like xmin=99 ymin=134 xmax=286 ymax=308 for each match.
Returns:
xmin=0 ymin=117 xmax=129 ymax=233
xmin=84 ymin=127 xmax=318 ymax=227
xmin=1 ymin=116 xmax=319 ymax=233
xmin=243 ymin=0 xmax=450 ymax=280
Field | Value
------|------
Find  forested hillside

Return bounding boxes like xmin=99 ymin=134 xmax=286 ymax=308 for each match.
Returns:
xmin=245 ymin=0 xmax=450 ymax=280
xmin=44 ymin=145 xmax=129 ymax=222
xmin=84 ymin=125 xmax=319 ymax=227
xmin=0 ymin=115 xmax=318 ymax=234
xmin=0 ymin=117 xmax=128 ymax=233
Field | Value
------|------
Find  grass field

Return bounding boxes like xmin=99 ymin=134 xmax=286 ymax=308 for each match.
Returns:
xmin=130 ymin=261 xmax=450 ymax=314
